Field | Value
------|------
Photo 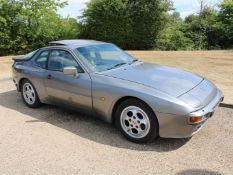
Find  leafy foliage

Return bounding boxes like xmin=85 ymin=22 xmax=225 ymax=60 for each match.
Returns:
xmin=0 ymin=0 xmax=232 ymax=55
xmin=156 ymin=0 xmax=233 ymax=50
xmin=79 ymin=0 xmax=130 ymax=49
xmin=79 ymin=0 xmax=232 ymax=50
xmin=155 ymin=12 xmax=194 ymax=50
xmin=0 ymin=0 xmax=78 ymax=55
xmin=217 ymin=0 xmax=233 ymax=48
xmin=79 ymin=0 xmax=172 ymax=50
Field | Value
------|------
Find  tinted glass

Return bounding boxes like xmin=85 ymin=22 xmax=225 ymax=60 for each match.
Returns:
xmin=35 ymin=51 xmax=49 ymax=69
xmin=24 ymin=49 xmax=38 ymax=60
xmin=48 ymin=50 xmax=83 ymax=73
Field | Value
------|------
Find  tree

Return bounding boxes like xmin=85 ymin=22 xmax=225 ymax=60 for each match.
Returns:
xmin=16 ymin=0 xmax=67 ymax=53
xmin=0 ymin=0 xmax=81 ymax=55
xmin=0 ymin=0 xmax=23 ymax=55
xmin=183 ymin=7 xmax=220 ymax=50
xmin=217 ymin=0 xmax=233 ymax=48
xmin=0 ymin=0 xmax=232 ymax=54
xmin=156 ymin=12 xmax=194 ymax=50
xmin=125 ymin=0 xmax=171 ymax=49
xmin=79 ymin=0 xmax=172 ymax=50
xmin=60 ymin=18 xmax=80 ymax=39
xmin=79 ymin=0 xmax=130 ymax=48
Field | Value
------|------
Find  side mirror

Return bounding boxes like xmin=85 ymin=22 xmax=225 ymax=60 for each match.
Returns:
xmin=63 ymin=66 xmax=78 ymax=77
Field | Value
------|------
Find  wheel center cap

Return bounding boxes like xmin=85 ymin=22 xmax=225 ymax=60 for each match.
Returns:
xmin=132 ymin=120 xmax=137 ymax=125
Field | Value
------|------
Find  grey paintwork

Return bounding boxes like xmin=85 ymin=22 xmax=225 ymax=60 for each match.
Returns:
xmin=12 ymin=40 xmax=224 ymax=138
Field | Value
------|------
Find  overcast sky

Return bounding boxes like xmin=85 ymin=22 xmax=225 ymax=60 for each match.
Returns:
xmin=58 ymin=0 xmax=221 ymax=19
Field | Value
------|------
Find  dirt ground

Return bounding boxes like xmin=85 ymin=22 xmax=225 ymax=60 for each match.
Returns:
xmin=0 ymin=51 xmax=233 ymax=175
xmin=0 ymin=56 xmax=12 ymax=81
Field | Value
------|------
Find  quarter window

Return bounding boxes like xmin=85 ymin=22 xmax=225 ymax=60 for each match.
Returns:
xmin=35 ymin=51 xmax=49 ymax=69
xmin=48 ymin=50 xmax=84 ymax=73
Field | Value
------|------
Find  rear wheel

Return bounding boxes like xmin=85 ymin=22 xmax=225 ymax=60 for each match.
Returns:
xmin=21 ymin=79 xmax=41 ymax=108
xmin=115 ymin=99 xmax=159 ymax=143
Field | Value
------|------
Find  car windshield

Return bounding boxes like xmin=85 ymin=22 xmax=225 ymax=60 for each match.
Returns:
xmin=75 ymin=44 xmax=136 ymax=72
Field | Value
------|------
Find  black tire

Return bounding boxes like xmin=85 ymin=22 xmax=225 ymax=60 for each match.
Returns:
xmin=20 ymin=79 xmax=41 ymax=108
xmin=115 ymin=99 xmax=159 ymax=143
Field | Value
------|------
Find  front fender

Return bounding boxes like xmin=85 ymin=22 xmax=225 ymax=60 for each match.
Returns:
xmin=91 ymin=74 xmax=194 ymax=122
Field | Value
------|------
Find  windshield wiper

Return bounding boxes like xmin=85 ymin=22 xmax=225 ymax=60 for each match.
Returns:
xmin=129 ymin=59 xmax=138 ymax=65
xmin=107 ymin=62 xmax=127 ymax=70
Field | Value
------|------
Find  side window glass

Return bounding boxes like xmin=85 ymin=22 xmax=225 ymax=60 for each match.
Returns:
xmin=48 ymin=50 xmax=84 ymax=73
xmin=35 ymin=51 xmax=49 ymax=69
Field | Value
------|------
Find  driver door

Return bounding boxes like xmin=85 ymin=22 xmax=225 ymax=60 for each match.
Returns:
xmin=44 ymin=49 xmax=92 ymax=111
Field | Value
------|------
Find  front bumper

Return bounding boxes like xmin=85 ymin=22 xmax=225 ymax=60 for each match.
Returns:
xmin=157 ymin=89 xmax=224 ymax=138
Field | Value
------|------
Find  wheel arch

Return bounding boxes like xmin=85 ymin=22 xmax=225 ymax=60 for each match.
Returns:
xmin=111 ymin=96 xmax=159 ymax=125
xmin=18 ymin=77 xmax=29 ymax=91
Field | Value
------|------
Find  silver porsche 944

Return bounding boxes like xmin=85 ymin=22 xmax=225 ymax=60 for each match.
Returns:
xmin=12 ymin=40 xmax=224 ymax=143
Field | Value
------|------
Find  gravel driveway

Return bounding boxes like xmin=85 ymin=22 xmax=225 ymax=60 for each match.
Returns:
xmin=0 ymin=79 xmax=233 ymax=175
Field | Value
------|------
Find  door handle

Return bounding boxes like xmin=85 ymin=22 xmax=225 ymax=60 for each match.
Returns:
xmin=47 ymin=74 xmax=52 ymax=79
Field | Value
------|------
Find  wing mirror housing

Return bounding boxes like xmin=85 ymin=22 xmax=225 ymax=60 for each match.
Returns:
xmin=63 ymin=66 xmax=78 ymax=77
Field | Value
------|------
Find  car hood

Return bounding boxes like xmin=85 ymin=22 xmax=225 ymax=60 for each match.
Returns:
xmin=98 ymin=62 xmax=203 ymax=97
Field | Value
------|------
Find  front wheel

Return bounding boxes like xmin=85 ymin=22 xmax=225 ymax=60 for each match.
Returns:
xmin=21 ymin=79 xmax=41 ymax=108
xmin=115 ymin=99 xmax=159 ymax=143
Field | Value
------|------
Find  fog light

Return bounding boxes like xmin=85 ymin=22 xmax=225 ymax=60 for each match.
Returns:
xmin=189 ymin=116 xmax=203 ymax=123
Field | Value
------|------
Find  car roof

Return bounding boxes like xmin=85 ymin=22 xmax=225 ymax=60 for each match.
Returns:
xmin=45 ymin=39 xmax=107 ymax=49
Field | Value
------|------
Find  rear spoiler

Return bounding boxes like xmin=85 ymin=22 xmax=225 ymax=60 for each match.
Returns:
xmin=12 ymin=55 xmax=26 ymax=62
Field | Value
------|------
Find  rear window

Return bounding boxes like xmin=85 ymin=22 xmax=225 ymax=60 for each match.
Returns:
xmin=35 ymin=51 xmax=49 ymax=69
xmin=23 ymin=50 xmax=39 ymax=60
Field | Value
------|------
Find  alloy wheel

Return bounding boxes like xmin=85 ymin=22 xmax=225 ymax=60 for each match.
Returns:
xmin=120 ymin=106 xmax=151 ymax=139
